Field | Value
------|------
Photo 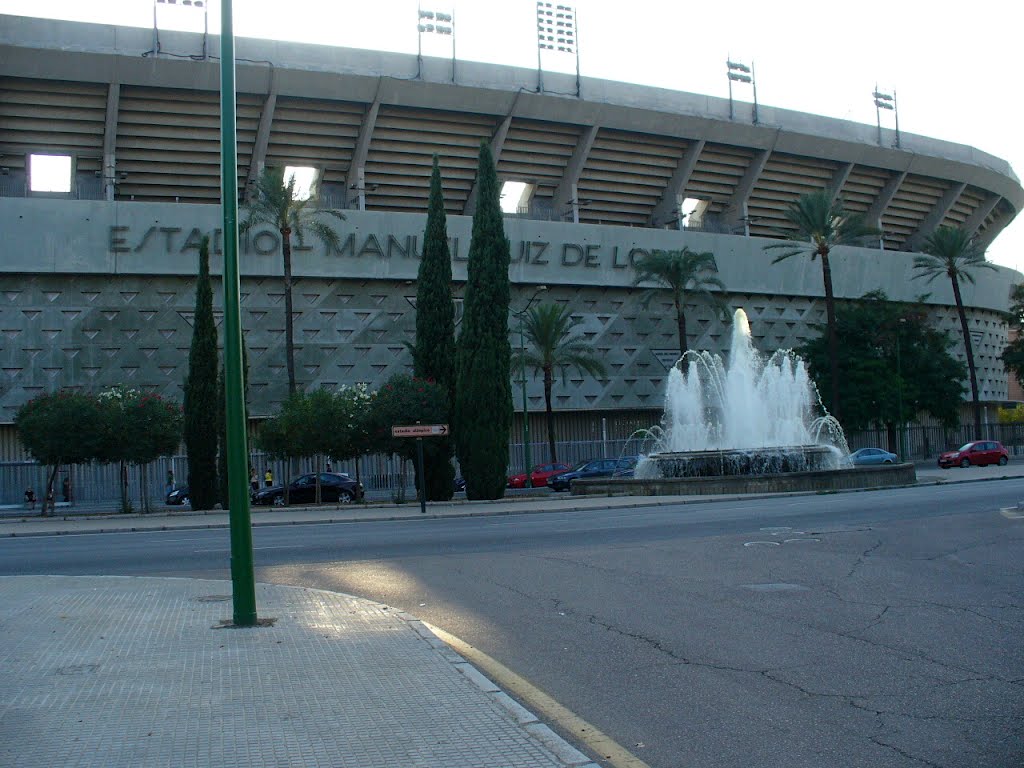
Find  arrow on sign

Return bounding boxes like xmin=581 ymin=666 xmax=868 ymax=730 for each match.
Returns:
xmin=391 ymin=424 xmax=450 ymax=438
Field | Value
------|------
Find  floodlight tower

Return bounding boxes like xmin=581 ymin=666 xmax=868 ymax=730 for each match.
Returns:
xmin=727 ymin=58 xmax=758 ymax=124
xmin=873 ymin=86 xmax=901 ymax=148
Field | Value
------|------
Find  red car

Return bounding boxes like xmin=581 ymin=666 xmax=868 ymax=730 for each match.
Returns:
xmin=937 ymin=440 xmax=1009 ymax=469
xmin=508 ymin=462 xmax=571 ymax=489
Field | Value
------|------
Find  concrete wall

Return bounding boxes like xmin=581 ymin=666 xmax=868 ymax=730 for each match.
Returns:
xmin=0 ymin=198 xmax=1015 ymax=421
xmin=574 ymin=463 xmax=918 ymax=496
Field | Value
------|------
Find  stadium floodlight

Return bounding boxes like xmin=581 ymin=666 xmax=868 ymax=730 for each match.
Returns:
xmin=153 ymin=0 xmax=209 ymax=59
xmin=873 ymin=85 xmax=901 ymax=148
xmin=536 ymin=1 xmax=581 ymax=97
xmin=417 ymin=5 xmax=456 ymax=82
xmin=727 ymin=58 xmax=758 ymax=124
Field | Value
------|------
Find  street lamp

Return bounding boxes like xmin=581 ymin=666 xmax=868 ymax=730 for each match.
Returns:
xmin=873 ymin=86 xmax=900 ymax=148
xmin=513 ymin=286 xmax=547 ymax=487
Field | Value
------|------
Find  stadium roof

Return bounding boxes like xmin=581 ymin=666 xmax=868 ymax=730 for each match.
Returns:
xmin=1 ymin=14 xmax=1020 ymax=250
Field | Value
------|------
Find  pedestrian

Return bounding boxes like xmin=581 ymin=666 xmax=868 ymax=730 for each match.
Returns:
xmin=249 ymin=466 xmax=258 ymax=494
xmin=24 ymin=487 xmax=35 ymax=510
xmin=264 ymin=467 xmax=273 ymax=487
xmin=62 ymin=476 xmax=71 ymax=503
xmin=165 ymin=468 xmax=175 ymax=496
xmin=325 ymin=461 xmax=333 ymax=473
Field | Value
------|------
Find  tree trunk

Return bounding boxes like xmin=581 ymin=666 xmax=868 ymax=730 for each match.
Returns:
xmin=139 ymin=466 xmax=149 ymax=514
xmin=675 ymin=295 xmax=688 ymax=357
xmin=120 ymin=461 xmax=130 ymax=514
xmin=281 ymin=228 xmax=297 ymax=396
xmin=885 ymin=422 xmax=897 ymax=454
xmin=43 ymin=464 xmax=59 ymax=517
xmin=315 ymin=454 xmax=322 ymax=505
xmin=544 ymin=365 xmax=557 ymax=463
xmin=820 ymin=250 xmax=842 ymax=423
xmin=951 ymin=276 xmax=983 ymax=436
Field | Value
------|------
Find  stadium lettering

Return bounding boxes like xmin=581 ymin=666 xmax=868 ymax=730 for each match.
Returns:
xmin=513 ymin=241 xmax=550 ymax=265
xmin=530 ymin=241 xmax=549 ymax=265
xmin=111 ymin=226 xmax=223 ymax=254
xmin=107 ymin=226 xmax=639 ymax=271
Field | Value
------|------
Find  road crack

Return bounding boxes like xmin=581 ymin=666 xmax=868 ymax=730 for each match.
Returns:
xmin=869 ymin=735 xmax=945 ymax=767
xmin=847 ymin=538 xmax=883 ymax=577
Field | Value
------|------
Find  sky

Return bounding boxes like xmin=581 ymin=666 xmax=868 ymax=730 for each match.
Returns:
xmin=2 ymin=0 xmax=1022 ymax=270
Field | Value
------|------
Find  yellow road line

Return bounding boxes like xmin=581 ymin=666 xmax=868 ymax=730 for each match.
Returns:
xmin=425 ymin=623 xmax=652 ymax=768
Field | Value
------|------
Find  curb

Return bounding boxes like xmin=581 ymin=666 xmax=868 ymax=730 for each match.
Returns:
xmin=2 ymin=472 xmax=1022 ymax=538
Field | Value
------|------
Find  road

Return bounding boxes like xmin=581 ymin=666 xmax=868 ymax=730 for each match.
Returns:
xmin=4 ymin=481 xmax=1024 ymax=768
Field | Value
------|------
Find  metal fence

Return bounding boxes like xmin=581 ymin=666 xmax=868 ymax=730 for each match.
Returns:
xmin=3 ymin=423 xmax=1021 ymax=510
xmin=0 ymin=435 xmax=652 ymax=510
xmin=845 ymin=422 xmax=1024 ymax=459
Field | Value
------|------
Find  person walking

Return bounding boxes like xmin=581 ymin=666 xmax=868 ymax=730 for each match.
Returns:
xmin=165 ymin=468 xmax=175 ymax=496
xmin=249 ymin=467 xmax=259 ymax=494
xmin=24 ymin=487 xmax=35 ymax=510
xmin=264 ymin=467 xmax=273 ymax=487
xmin=61 ymin=476 xmax=71 ymax=503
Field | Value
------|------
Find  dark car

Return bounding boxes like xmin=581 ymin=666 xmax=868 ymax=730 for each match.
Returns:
xmin=253 ymin=472 xmax=364 ymax=506
xmin=547 ymin=456 xmax=638 ymax=491
xmin=850 ymin=447 xmax=898 ymax=466
xmin=937 ymin=440 xmax=1009 ymax=469
xmin=612 ymin=456 xmax=640 ymax=478
xmin=166 ymin=485 xmax=190 ymax=506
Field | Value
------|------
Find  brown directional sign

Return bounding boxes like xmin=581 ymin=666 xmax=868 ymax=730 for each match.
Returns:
xmin=391 ymin=424 xmax=449 ymax=438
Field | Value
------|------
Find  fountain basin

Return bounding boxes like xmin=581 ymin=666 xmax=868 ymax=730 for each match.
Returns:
xmin=572 ymin=462 xmax=916 ymax=497
xmin=639 ymin=445 xmax=840 ymax=479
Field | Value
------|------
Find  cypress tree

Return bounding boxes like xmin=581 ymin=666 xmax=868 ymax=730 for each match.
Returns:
xmin=454 ymin=143 xmax=512 ymax=499
xmin=413 ymin=156 xmax=456 ymax=501
xmin=183 ymin=236 xmax=219 ymax=510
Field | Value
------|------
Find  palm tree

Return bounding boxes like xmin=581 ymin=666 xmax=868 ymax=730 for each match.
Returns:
xmin=513 ymin=303 xmax=607 ymax=463
xmin=631 ymin=247 xmax=726 ymax=358
xmin=241 ymin=167 xmax=345 ymax=395
xmin=913 ymin=225 xmax=996 ymax=436
xmin=765 ymin=190 xmax=878 ymax=423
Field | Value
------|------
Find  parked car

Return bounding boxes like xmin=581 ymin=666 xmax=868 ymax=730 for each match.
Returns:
xmin=612 ymin=456 xmax=640 ymax=478
xmin=937 ymin=440 xmax=1009 ymax=469
xmin=850 ymin=448 xmax=898 ymax=466
xmin=253 ymin=472 xmax=364 ymax=506
xmin=547 ymin=456 xmax=638 ymax=491
xmin=166 ymin=485 xmax=190 ymax=506
xmin=508 ymin=462 xmax=571 ymax=489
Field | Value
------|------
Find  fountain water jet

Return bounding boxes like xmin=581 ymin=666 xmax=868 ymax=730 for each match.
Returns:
xmin=635 ymin=308 xmax=849 ymax=480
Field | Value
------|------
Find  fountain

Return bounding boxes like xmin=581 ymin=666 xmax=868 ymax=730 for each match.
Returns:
xmin=572 ymin=309 xmax=915 ymax=496
xmin=636 ymin=308 xmax=848 ymax=479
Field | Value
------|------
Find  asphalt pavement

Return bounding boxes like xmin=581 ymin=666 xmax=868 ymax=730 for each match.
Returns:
xmin=3 ymin=460 xmax=1022 ymax=768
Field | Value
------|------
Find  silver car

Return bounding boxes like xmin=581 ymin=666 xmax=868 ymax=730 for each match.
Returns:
xmin=850 ymin=447 xmax=898 ymax=466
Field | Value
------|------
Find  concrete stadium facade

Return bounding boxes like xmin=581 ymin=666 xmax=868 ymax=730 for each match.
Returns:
xmin=0 ymin=15 xmax=1021 ymax=455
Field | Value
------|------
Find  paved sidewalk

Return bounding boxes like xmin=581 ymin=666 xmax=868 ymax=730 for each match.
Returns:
xmin=1 ymin=575 xmax=597 ymax=768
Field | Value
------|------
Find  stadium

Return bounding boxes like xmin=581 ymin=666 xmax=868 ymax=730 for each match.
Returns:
xmin=1 ymin=13 xmax=1022 ymax=465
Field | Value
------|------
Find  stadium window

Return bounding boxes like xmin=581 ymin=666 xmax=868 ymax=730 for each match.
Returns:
xmin=500 ymin=181 xmax=532 ymax=214
xmin=283 ymin=166 xmax=318 ymax=201
xmin=29 ymin=154 xmax=73 ymax=194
